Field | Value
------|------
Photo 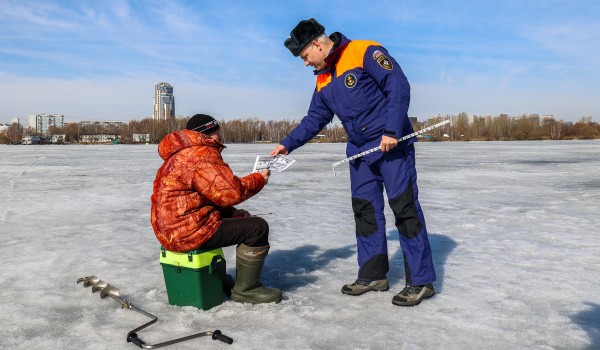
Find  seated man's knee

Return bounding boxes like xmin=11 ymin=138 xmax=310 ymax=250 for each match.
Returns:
xmin=246 ymin=216 xmax=269 ymax=247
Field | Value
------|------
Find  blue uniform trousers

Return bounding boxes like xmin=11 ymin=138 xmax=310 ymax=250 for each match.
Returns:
xmin=349 ymin=144 xmax=436 ymax=286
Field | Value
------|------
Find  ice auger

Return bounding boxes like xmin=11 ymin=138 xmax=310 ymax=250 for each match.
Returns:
xmin=76 ymin=275 xmax=233 ymax=348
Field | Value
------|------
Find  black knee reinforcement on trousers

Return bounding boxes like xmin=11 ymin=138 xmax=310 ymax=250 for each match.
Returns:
xmin=352 ymin=197 xmax=378 ymax=237
xmin=388 ymin=182 xmax=423 ymax=239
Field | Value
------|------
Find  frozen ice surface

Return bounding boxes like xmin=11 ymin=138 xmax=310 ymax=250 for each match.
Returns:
xmin=1 ymin=140 xmax=599 ymax=349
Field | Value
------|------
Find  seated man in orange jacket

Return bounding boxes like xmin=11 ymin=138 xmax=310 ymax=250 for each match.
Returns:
xmin=151 ymin=113 xmax=281 ymax=304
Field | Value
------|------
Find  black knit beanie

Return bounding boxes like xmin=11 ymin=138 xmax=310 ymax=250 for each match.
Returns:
xmin=284 ymin=18 xmax=325 ymax=57
xmin=186 ymin=114 xmax=220 ymax=135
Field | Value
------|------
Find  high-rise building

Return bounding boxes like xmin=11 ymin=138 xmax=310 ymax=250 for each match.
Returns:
xmin=28 ymin=114 xmax=64 ymax=134
xmin=153 ymin=82 xmax=175 ymax=120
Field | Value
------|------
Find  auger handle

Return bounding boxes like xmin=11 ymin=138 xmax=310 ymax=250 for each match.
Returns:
xmin=212 ymin=330 xmax=234 ymax=344
xmin=126 ymin=330 xmax=233 ymax=348
xmin=127 ymin=332 xmax=145 ymax=348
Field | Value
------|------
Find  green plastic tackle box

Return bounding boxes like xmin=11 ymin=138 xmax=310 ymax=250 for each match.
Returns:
xmin=160 ymin=246 xmax=226 ymax=310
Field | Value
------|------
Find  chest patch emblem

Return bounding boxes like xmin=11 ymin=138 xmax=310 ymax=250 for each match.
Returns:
xmin=345 ymin=73 xmax=357 ymax=88
xmin=376 ymin=55 xmax=393 ymax=70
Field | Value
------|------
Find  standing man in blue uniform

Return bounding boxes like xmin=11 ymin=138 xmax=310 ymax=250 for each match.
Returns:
xmin=271 ymin=18 xmax=436 ymax=306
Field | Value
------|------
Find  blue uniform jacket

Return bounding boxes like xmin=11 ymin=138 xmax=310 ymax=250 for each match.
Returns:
xmin=281 ymin=32 xmax=414 ymax=164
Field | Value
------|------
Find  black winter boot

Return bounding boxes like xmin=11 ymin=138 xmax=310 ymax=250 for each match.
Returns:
xmin=231 ymin=244 xmax=282 ymax=304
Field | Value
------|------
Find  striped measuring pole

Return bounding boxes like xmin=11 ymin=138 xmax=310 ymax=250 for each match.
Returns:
xmin=332 ymin=119 xmax=451 ymax=175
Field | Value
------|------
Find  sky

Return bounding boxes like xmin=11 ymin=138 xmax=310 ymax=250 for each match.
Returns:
xmin=1 ymin=0 xmax=599 ymax=124
xmin=1 ymin=141 xmax=599 ymax=349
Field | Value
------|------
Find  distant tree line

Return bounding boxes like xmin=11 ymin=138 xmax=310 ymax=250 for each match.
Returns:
xmin=1 ymin=113 xmax=599 ymax=145
xmin=218 ymin=118 xmax=347 ymax=143
xmin=418 ymin=113 xmax=600 ymax=141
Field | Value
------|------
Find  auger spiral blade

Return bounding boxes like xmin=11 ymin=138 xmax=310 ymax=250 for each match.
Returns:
xmin=77 ymin=275 xmax=100 ymax=287
xmin=91 ymin=280 xmax=109 ymax=293
xmin=99 ymin=285 xmax=121 ymax=299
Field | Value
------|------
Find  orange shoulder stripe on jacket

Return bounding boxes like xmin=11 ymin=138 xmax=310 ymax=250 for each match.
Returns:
xmin=316 ymin=73 xmax=332 ymax=92
xmin=335 ymin=40 xmax=380 ymax=76
xmin=314 ymin=40 xmax=381 ymax=92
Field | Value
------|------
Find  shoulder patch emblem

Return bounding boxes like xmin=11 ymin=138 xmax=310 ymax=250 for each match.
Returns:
xmin=376 ymin=55 xmax=393 ymax=70
xmin=345 ymin=73 xmax=357 ymax=88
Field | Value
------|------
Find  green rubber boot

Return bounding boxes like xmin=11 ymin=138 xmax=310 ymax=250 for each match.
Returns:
xmin=231 ymin=244 xmax=282 ymax=304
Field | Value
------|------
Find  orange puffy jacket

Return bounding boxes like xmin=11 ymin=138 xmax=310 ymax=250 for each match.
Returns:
xmin=151 ymin=129 xmax=265 ymax=252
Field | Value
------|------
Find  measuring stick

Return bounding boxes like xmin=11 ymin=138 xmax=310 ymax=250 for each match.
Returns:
xmin=332 ymin=119 xmax=450 ymax=175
